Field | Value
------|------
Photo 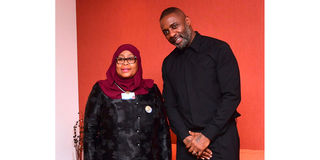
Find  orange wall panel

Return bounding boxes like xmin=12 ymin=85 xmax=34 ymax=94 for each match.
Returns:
xmin=76 ymin=0 xmax=264 ymax=150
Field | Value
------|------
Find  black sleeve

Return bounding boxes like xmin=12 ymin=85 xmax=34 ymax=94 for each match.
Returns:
xmin=83 ymin=83 xmax=102 ymax=160
xmin=162 ymin=59 xmax=189 ymax=142
xmin=154 ymin=85 xmax=172 ymax=160
xmin=201 ymin=43 xmax=241 ymax=140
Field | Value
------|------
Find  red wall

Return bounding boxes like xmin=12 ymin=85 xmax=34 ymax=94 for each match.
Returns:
xmin=76 ymin=0 xmax=264 ymax=150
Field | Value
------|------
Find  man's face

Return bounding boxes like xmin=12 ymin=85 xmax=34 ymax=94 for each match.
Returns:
xmin=160 ymin=13 xmax=192 ymax=49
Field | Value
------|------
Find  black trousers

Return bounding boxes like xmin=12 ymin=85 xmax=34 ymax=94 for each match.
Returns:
xmin=176 ymin=121 xmax=239 ymax=160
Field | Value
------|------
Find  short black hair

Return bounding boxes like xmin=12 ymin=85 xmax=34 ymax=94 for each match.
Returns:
xmin=159 ymin=7 xmax=186 ymax=21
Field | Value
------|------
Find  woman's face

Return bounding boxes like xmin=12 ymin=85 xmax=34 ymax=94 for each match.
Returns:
xmin=116 ymin=50 xmax=138 ymax=79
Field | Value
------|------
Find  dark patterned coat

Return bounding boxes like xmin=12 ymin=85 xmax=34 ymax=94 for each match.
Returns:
xmin=83 ymin=83 xmax=171 ymax=160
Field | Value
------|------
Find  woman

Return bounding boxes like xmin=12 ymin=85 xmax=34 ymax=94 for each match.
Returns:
xmin=83 ymin=44 xmax=171 ymax=160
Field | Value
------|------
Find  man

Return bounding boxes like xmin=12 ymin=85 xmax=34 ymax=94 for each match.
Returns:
xmin=160 ymin=7 xmax=241 ymax=160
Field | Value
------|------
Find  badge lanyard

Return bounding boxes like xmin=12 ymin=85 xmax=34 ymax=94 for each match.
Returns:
xmin=114 ymin=82 xmax=152 ymax=113
xmin=114 ymin=82 xmax=136 ymax=100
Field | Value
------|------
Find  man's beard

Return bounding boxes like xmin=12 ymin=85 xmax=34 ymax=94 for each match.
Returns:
xmin=173 ymin=24 xmax=192 ymax=49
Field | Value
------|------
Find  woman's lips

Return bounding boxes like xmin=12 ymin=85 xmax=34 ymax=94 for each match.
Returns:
xmin=121 ymin=68 xmax=131 ymax=73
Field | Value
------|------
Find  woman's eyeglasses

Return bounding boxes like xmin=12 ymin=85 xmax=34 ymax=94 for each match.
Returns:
xmin=116 ymin=56 xmax=137 ymax=64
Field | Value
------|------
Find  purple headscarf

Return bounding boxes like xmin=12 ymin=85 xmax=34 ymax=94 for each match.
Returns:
xmin=98 ymin=44 xmax=154 ymax=99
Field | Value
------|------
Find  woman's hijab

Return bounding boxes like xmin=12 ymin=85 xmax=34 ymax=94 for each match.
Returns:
xmin=98 ymin=44 xmax=154 ymax=99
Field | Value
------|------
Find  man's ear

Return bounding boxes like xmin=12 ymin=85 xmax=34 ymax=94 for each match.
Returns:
xmin=185 ymin=16 xmax=191 ymax=26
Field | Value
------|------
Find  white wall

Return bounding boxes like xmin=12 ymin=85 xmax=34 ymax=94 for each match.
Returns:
xmin=265 ymin=1 xmax=320 ymax=159
xmin=0 ymin=1 xmax=55 ymax=159
xmin=56 ymin=0 xmax=79 ymax=159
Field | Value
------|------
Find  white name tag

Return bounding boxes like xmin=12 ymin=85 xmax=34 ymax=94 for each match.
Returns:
xmin=121 ymin=92 xmax=135 ymax=100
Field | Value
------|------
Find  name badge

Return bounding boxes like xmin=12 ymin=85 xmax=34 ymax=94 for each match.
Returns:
xmin=121 ymin=92 xmax=135 ymax=100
